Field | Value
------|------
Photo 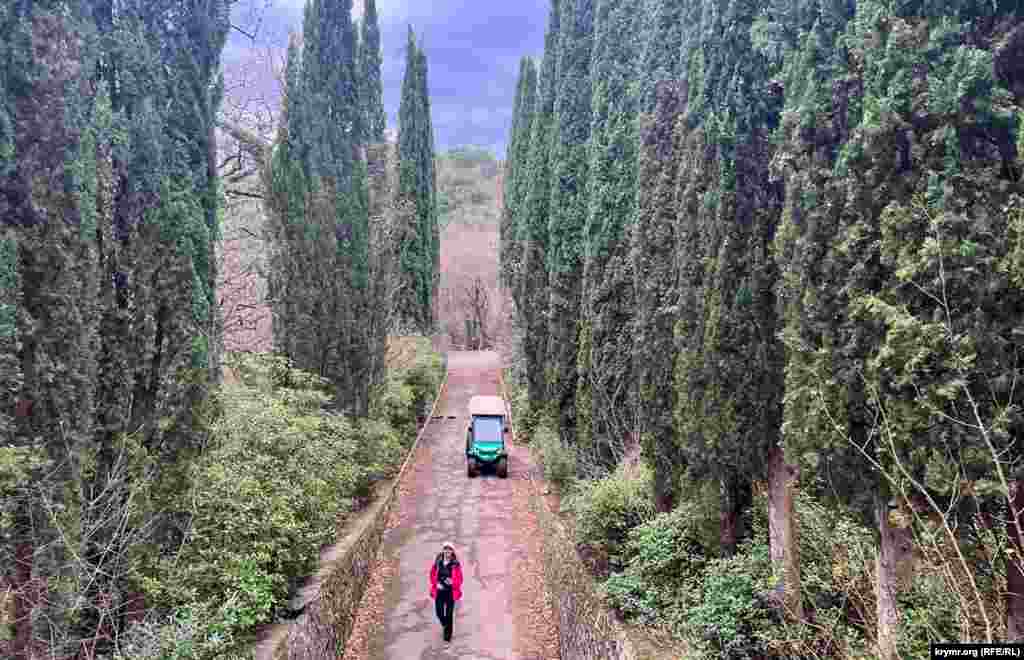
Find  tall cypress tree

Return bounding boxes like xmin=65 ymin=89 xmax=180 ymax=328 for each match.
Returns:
xmin=637 ymin=0 xmax=686 ymax=114
xmin=633 ymin=80 xmax=686 ymax=513
xmin=546 ymin=0 xmax=594 ymax=449
xmin=773 ymin=0 xmax=1023 ymax=648
xmin=396 ymin=26 xmax=437 ymax=334
xmin=271 ymin=0 xmax=371 ymax=414
xmin=519 ymin=0 xmax=562 ymax=421
xmin=417 ymin=43 xmax=440 ymax=328
xmin=0 ymin=0 xmax=231 ymax=653
xmin=577 ymin=0 xmax=642 ymax=464
xmin=673 ymin=0 xmax=787 ymax=556
xmin=501 ymin=57 xmax=537 ymax=303
xmin=360 ymin=0 xmax=386 ymax=142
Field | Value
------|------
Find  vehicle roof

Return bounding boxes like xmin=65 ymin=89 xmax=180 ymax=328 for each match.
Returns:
xmin=468 ymin=395 xmax=506 ymax=417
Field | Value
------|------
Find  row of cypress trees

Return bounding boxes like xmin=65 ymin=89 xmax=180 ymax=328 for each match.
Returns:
xmin=503 ymin=0 xmax=1024 ymax=652
xmin=1 ymin=0 xmax=229 ymax=655
xmin=0 ymin=0 xmax=437 ymax=654
xmin=263 ymin=0 xmax=438 ymax=414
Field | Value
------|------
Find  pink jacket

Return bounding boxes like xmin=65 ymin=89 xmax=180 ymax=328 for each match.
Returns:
xmin=429 ymin=556 xmax=463 ymax=601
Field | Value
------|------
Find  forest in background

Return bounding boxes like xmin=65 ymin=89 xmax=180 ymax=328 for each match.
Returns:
xmin=501 ymin=0 xmax=1024 ymax=658
xmin=0 ymin=0 xmax=447 ymax=658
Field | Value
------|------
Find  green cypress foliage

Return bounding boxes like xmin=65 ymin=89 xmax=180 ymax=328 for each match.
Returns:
xmin=633 ymin=80 xmax=687 ymax=512
xmin=772 ymin=1 xmax=1023 ymax=649
xmin=396 ymin=26 xmax=438 ymax=334
xmin=360 ymin=0 xmax=387 ymax=142
xmin=417 ymin=44 xmax=440 ymax=321
xmin=520 ymin=0 xmax=562 ymax=417
xmin=267 ymin=0 xmax=372 ymax=414
xmin=501 ymin=57 xmax=538 ymax=302
xmin=577 ymin=0 xmax=642 ymax=463
xmin=546 ymin=0 xmax=594 ymax=447
xmin=636 ymin=0 xmax=686 ymax=113
xmin=673 ymin=0 xmax=787 ymax=553
xmin=265 ymin=36 xmax=316 ymax=373
xmin=0 ymin=0 xmax=231 ymax=652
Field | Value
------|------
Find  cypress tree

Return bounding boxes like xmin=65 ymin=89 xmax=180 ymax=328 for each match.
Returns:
xmin=546 ymin=0 xmax=594 ymax=449
xmin=0 ymin=0 xmax=231 ymax=652
xmin=577 ymin=0 xmax=642 ymax=465
xmin=265 ymin=35 xmax=315 ymax=370
xmin=633 ymin=80 xmax=687 ymax=512
xmin=396 ymin=26 xmax=438 ymax=333
xmin=270 ymin=0 xmax=371 ymax=414
xmin=774 ymin=1 xmax=1024 ymax=650
xmin=636 ymin=0 xmax=686 ymax=114
xmin=520 ymin=0 xmax=561 ymax=420
xmin=501 ymin=57 xmax=537 ymax=303
xmin=673 ymin=0 xmax=787 ymax=557
xmin=360 ymin=0 xmax=387 ymax=143
xmin=417 ymin=43 xmax=440 ymax=328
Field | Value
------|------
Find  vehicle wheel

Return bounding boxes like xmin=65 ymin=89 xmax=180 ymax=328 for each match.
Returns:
xmin=497 ymin=457 xmax=508 ymax=479
xmin=467 ymin=459 xmax=478 ymax=478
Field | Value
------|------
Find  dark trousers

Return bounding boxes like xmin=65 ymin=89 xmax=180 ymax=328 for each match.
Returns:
xmin=435 ymin=589 xmax=454 ymax=640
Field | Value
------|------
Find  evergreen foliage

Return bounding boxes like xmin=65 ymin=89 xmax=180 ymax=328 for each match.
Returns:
xmin=508 ymin=0 xmax=1023 ymax=649
xmin=519 ymin=0 xmax=563 ymax=417
xmin=359 ymin=0 xmax=387 ymax=143
xmin=633 ymin=81 xmax=686 ymax=512
xmin=265 ymin=0 xmax=374 ymax=415
xmin=577 ymin=0 xmax=643 ymax=465
xmin=0 ymin=0 xmax=230 ymax=654
xmin=546 ymin=0 xmax=595 ymax=448
xmin=396 ymin=26 xmax=439 ymax=333
xmin=636 ymin=0 xmax=686 ymax=114
xmin=672 ymin=0 xmax=787 ymax=554
xmin=500 ymin=57 xmax=537 ymax=302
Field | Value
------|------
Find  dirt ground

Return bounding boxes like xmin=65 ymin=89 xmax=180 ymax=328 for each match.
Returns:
xmin=341 ymin=350 xmax=559 ymax=660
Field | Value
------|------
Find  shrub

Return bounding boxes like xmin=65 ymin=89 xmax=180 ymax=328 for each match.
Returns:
xmin=685 ymin=542 xmax=775 ymax=660
xmin=371 ymin=336 xmax=444 ymax=437
xmin=125 ymin=345 xmax=442 ymax=659
xmin=602 ymin=502 xmax=711 ymax=624
xmin=534 ymin=420 xmax=577 ymax=489
xmin=567 ymin=462 xmax=656 ymax=576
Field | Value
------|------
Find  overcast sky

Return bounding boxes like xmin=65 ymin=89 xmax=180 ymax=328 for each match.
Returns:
xmin=224 ymin=0 xmax=549 ymax=159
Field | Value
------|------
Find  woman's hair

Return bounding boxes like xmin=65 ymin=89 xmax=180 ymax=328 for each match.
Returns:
xmin=437 ymin=544 xmax=458 ymax=563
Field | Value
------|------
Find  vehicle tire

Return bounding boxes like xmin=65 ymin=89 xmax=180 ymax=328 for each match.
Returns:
xmin=497 ymin=457 xmax=508 ymax=479
xmin=467 ymin=459 xmax=477 ymax=478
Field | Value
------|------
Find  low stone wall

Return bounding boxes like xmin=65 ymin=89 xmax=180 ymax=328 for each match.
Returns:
xmin=530 ymin=486 xmax=636 ymax=660
xmin=498 ymin=372 xmax=639 ymax=660
xmin=268 ymin=375 xmax=448 ymax=660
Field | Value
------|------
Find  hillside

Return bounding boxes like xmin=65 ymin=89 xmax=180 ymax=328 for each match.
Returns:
xmin=435 ymin=146 xmax=510 ymax=352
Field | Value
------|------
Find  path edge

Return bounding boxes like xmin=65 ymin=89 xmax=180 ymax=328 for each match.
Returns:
xmin=499 ymin=366 xmax=678 ymax=660
xmin=262 ymin=366 xmax=450 ymax=660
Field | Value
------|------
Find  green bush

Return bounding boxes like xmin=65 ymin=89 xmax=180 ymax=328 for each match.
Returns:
xmin=370 ymin=336 xmax=444 ymax=438
xmin=535 ymin=420 xmax=577 ymax=489
xmin=602 ymin=502 xmax=711 ymax=624
xmin=567 ymin=462 xmax=656 ymax=576
xmin=685 ymin=542 xmax=775 ymax=660
xmin=122 ymin=346 xmax=442 ymax=659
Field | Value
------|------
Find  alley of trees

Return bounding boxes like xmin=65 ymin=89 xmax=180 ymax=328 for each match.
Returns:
xmin=501 ymin=0 xmax=1024 ymax=657
xmin=1 ymin=0 xmax=441 ymax=657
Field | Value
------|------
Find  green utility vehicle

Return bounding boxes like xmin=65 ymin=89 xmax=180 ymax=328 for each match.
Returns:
xmin=466 ymin=395 xmax=509 ymax=478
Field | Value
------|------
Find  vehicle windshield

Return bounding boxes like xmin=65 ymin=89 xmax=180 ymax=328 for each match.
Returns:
xmin=472 ymin=416 xmax=503 ymax=444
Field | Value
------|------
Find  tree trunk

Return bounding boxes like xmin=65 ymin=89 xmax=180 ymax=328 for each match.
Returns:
xmin=767 ymin=442 xmax=804 ymax=621
xmin=1007 ymin=480 xmax=1024 ymax=640
xmin=720 ymin=478 xmax=751 ymax=556
xmin=11 ymin=539 xmax=33 ymax=659
xmin=652 ymin=454 xmax=676 ymax=513
xmin=876 ymin=493 xmax=906 ymax=660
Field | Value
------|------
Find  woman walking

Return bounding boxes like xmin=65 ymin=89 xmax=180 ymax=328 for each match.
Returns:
xmin=429 ymin=541 xmax=463 ymax=642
